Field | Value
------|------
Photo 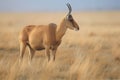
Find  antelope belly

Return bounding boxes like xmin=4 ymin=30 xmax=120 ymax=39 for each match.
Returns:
xmin=30 ymin=43 xmax=45 ymax=50
xmin=29 ymin=39 xmax=45 ymax=50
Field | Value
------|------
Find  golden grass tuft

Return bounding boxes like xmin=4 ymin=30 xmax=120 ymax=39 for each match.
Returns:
xmin=70 ymin=50 xmax=120 ymax=80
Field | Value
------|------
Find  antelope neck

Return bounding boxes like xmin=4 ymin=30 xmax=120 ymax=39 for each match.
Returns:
xmin=56 ymin=18 xmax=67 ymax=41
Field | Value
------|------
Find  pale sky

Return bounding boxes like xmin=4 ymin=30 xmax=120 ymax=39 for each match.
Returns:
xmin=0 ymin=0 xmax=120 ymax=12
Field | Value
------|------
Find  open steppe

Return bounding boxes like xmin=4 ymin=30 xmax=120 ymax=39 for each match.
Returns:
xmin=0 ymin=11 xmax=120 ymax=80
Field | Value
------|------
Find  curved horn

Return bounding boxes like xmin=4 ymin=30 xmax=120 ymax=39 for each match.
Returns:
xmin=66 ymin=3 xmax=72 ymax=15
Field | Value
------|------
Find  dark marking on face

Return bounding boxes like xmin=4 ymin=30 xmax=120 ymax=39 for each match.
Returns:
xmin=67 ymin=15 xmax=76 ymax=27
xmin=67 ymin=14 xmax=79 ymax=30
xmin=68 ymin=15 xmax=73 ymax=21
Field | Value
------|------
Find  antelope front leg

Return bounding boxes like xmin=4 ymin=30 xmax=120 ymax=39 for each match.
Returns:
xmin=51 ymin=49 xmax=57 ymax=61
xmin=45 ymin=48 xmax=50 ymax=62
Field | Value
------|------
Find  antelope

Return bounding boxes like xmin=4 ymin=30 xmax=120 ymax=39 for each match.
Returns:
xmin=19 ymin=3 xmax=79 ymax=63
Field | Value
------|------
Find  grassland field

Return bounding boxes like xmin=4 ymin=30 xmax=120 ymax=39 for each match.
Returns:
xmin=0 ymin=11 xmax=120 ymax=80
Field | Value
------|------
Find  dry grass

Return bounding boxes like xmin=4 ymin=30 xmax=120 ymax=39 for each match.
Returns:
xmin=0 ymin=11 xmax=120 ymax=80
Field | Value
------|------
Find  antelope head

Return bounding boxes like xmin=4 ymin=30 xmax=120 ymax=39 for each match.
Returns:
xmin=65 ymin=3 xmax=79 ymax=31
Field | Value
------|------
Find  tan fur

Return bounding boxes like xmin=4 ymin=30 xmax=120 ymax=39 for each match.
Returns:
xmin=19 ymin=5 xmax=79 ymax=62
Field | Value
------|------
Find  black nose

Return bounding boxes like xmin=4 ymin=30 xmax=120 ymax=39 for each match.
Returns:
xmin=77 ymin=27 xmax=79 ymax=30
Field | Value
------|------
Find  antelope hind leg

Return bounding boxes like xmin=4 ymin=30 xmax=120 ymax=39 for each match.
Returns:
xmin=19 ymin=41 xmax=27 ymax=63
xmin=28 ymin=44 xmax=35 ymax=64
